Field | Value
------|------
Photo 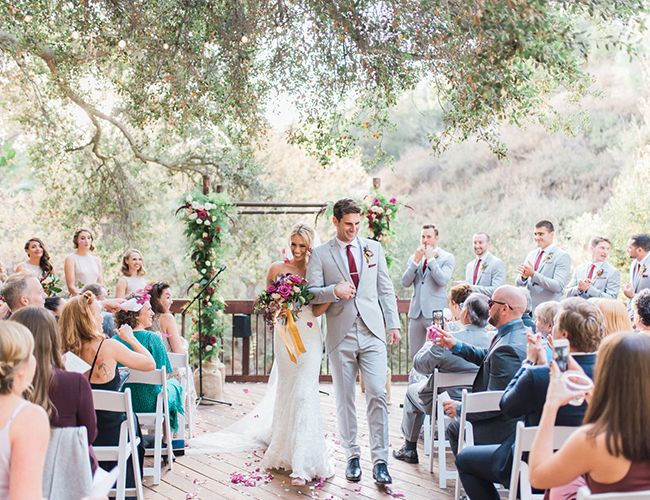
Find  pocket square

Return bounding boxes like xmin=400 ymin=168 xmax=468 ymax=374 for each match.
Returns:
xmin=368 ymin=263 xmax=377 ymax=268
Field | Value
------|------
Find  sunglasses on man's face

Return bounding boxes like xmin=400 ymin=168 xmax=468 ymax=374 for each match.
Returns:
xmin=488 ymin=299 xmax=513 ymax=310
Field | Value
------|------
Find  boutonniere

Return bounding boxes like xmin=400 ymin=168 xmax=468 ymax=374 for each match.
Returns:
xmin=434 ymin=253 xmax=439 ymax=259
xmin=544 ymin=252 xmax=554 ymax=263
xmin=480 ymin=262 xmax=487 ymax=273
xmin=643 ymin=265 xmax=648 ymax=275
xmin=596 ymin=269 xmax=604 ymax=278
xmin=363 ymin=246 xmax=374 ymax=264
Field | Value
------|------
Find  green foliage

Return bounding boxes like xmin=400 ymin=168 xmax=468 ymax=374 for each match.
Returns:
xmin=176 ymin=191 xmax=233 ymax=362
xmin=360 ymin=190 xmax=407 ymax=267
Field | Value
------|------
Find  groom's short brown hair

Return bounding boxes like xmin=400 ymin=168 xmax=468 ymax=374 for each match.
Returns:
xmin=333 ymin=198 xmax=362 ymax=221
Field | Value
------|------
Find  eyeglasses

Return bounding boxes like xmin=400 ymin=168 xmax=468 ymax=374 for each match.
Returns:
xmin=488 ymin=299 xmax=513 ymax=310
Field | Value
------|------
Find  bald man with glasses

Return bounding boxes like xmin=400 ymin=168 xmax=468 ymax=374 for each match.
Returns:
xmin=434 ymin=285 xmax=529 ymax=455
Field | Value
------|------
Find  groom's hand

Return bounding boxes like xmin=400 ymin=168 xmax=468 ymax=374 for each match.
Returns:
xmin=388 ymin=329 xmax=401 ymax=346
xmin=334 ymin=281 xmax=356 ymax=300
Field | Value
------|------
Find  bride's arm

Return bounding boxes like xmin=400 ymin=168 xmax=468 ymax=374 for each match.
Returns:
xmin=266 ymin=262 xmax=283 ymax=287
xmin=311 ymin=303 xmax=331 ymax=317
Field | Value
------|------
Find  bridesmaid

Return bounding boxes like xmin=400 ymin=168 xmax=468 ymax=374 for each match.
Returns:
xmin=64 ymin=228 xmax=103 ymax=296
xmin=15 ymin=238 xmax=53 ymax=282
xmin=115 ymin=249 xmax=147 ymax=299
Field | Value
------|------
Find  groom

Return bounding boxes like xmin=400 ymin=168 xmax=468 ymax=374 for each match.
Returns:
xmin=307 ymin=198 xmax=401 ymax=485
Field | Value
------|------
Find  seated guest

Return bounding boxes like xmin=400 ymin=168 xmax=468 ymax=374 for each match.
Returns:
xmin=64 ymin=228 xmax=103 ymax=296
xmin=455 ymin=298 xmax=604 ymax=500
xmin=590 ymin=298 xmax=632 ymax=335
xmin=447 ymin=283 xmax=474 ymax=331
xmin=82 ymin=284 xmax=115 ymax=337
xmin=115 ymin=250 xmax=147 ymax=299
xmin=2 ymin=273 xmax=47 ymax=315
xmin=534 ymin=301 xmax=560 ymax=339
xmin=44 ymin=296 xmax=66 ymax=319
xmin=436 ymin=285 xmax=529 ymax=455
xmin=529 ymin=332 xmax=650 ymax=495
xmin=114 ymin=292 xmax=185 ymax=434
xmin=0 ymin=321 xmax=50 ymax=500
xmin=632 ymin=289 xmax=650 ymax=332
xmin=148 ymin=282 xmax=188 ymax=354
xmin=11 ymin=306 xmax=99 ymax=473
xmin=565 ymin=236 xmax=620 ymax=299
xmin=59 ymin=292 xmax=154 ymax=488
xmin=393 ymin=293 xmax=493 ymax=464
xmin=522 ymin=288 xmax=537 ymax=331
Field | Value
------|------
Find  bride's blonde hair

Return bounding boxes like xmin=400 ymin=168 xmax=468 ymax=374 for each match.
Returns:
xmin=289 ymin=223 xmax=315 ymax=252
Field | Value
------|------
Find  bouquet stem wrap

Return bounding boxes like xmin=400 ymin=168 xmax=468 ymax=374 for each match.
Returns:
xmin=275 ymin=304 xmax=306 ymax=363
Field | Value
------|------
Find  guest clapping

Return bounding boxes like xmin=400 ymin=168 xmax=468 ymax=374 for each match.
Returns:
xmin=0 ymin=321 xmax=50 ymax=500
xmin=115 ymin=250 xmax=147 ymax=299
xmin=15 ymin=237 xmax=53 ymax=282
xmin=529 ymin=332 xmax=650 ymax=495
xmin=64 ymin=228 xmax=103 ymax=296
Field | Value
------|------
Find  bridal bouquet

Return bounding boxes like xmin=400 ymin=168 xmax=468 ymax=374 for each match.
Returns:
xmin=255 ymin=274 xmax=315 ymax=363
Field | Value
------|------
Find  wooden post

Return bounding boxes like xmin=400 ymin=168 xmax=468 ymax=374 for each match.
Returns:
xmin=216 ymin=184 xmax=224 ymax=193
xmin=242 ymin=337 xmax=250 ymax=375
xmin=202 ymin=174 xmax=211 ymax=195
xmin=373 ymin=177 xmax=381 ymax=189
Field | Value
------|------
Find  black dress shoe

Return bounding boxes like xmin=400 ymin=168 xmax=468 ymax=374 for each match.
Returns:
xmin=372 ymin=462 xmax=392 ymax=485
xmin=393 ymin=444 xmax=419 ymax=464
xmin=345 ymin=457 xmax=362 ymax=482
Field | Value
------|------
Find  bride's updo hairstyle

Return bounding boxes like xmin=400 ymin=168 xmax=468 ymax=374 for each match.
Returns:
xmin=289 ymin=223 xmax=315 ymax=253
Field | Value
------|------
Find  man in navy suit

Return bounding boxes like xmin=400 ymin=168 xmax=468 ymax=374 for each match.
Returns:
xmin=454 ymin=298 xmax=604 ymax=500
xmin=436 ymin=285 xmax=528 ymax=455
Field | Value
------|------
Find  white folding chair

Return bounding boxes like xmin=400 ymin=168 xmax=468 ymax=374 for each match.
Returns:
xmin=127 ymin=367 xmax=174 ymax=485
xmin=168 ymin=351 xmax=193 ymax=439
xmin=454 ymin=389 xmax=506 ymax=500
xmin=92 ymin=388 xmax=144 ymax=500
xmin=508 ymin=421 xmax=578 ymax=500
xmin=423 ymin=369 xmax=476 ymax=488
xmin=577 ymin=487 xmax=650 ymax=499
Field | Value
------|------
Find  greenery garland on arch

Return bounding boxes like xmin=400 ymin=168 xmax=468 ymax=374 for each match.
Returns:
xmin=177 ymin=191 xmax=233 ymax=363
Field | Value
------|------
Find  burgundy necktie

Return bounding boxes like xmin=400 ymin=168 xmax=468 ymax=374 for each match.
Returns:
xmin=422 ymin=259 xmax=428 ymax=273
xmin=473 ymin=259 xmax=482 ymax=284
xmin=587 ymin=264 xmax=595 ymax=280
xmin=534 ymin=250 xmax=544 ymax=271
xmin=346 ymin=244 xmax=359 ymax=288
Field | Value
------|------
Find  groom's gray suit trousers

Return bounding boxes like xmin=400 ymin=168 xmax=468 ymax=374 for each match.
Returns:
xmin=328 ymin=317 xmax=389 ymax=465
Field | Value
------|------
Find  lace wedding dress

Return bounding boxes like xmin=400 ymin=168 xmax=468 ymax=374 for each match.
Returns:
xmin=189 ymin=305 xmax=333 ymax=481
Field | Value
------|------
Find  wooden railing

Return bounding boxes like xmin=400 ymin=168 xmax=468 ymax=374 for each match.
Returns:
xmin=170 ymin=299 xmax=414 ymax=382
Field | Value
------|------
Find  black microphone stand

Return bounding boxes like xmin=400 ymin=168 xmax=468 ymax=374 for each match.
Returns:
xmin=183 ymin=264 xmax=231 ymax=406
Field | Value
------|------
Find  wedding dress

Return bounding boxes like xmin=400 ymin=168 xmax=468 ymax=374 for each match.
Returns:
xmin=189 ymin=304 xmax=333 ymax=481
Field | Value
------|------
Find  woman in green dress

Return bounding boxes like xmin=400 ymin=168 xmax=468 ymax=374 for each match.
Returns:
xmin=114 ymin=291 xmax=184 ymax=433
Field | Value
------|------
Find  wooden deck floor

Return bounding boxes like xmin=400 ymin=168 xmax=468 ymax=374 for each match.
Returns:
xmin=143 ymin=382 xmax=455 ymax=500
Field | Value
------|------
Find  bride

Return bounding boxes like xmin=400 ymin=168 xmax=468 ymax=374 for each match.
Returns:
xmin=190 ymin=223 xmax=334 ymax=485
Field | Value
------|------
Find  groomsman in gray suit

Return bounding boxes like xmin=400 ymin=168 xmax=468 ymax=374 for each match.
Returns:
xmin=515 ymin=220 xmax=571 ymax=313
xmin=464 ymin=232 xmax=506 ymax=298
xmin=565 ymin=236 xmax=621 ymax=299
xmin=401 ymin=224 xmax=455 ymax=358
xmin=623 ymin=234 xmax=650 ymax=315
xmin=307 ymin=198 xmax=401 ymax=485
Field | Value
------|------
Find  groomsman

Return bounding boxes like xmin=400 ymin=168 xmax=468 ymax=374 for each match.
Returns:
xmin=623 ymin=234 xmax=650 ymax=315
xmin=463 ymin=232 xmax=506 ymax=297
xmin=565 ymin=236 xmax=621 ymax=299
xmin=515 ymin=220 xmax=571 ymax=313
xmin=401 ymin=224 xmax=455 ymax=358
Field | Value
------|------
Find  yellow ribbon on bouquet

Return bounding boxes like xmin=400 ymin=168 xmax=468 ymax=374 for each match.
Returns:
xmin=275 ymin=304 xmax=306 ymax=363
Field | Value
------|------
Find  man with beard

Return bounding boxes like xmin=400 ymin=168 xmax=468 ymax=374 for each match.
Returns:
xmin=435 ymin=285 xmax=528 ymax=455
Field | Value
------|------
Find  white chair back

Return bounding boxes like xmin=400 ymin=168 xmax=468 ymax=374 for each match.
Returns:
xmin=168 ymin=351 xmax=193 ymax=439
xmin=127 ymin=366 xmax=174 ymax=485
xmin=577 ymin=487 xmax=650 ymax=500
xmin=454 ymin=389 xmax=505 ymax=500
xmin=92 ymin=388 xmax=144 ymax=500
xmin=508 ymin=422 xmax=579 ymax=500
xmin=426 ymin=369 xmax=477 ymax=489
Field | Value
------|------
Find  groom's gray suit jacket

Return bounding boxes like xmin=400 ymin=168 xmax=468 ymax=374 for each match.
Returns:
xmin=307 ymin=237 xmax=400 ymax=354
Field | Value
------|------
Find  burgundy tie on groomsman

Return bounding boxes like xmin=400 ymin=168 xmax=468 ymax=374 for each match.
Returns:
xmin=587 ymin=264 xmax=595 ymax=280
xmin=473 ymin=259 xmax=482 ymax=284
xmin=533 ymin=250 xmax=544 ymax=271
xmin=422 ymin=259 xmax=428 ymax=273
xmin=346 ymin=244 xmax=360 ymax=288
